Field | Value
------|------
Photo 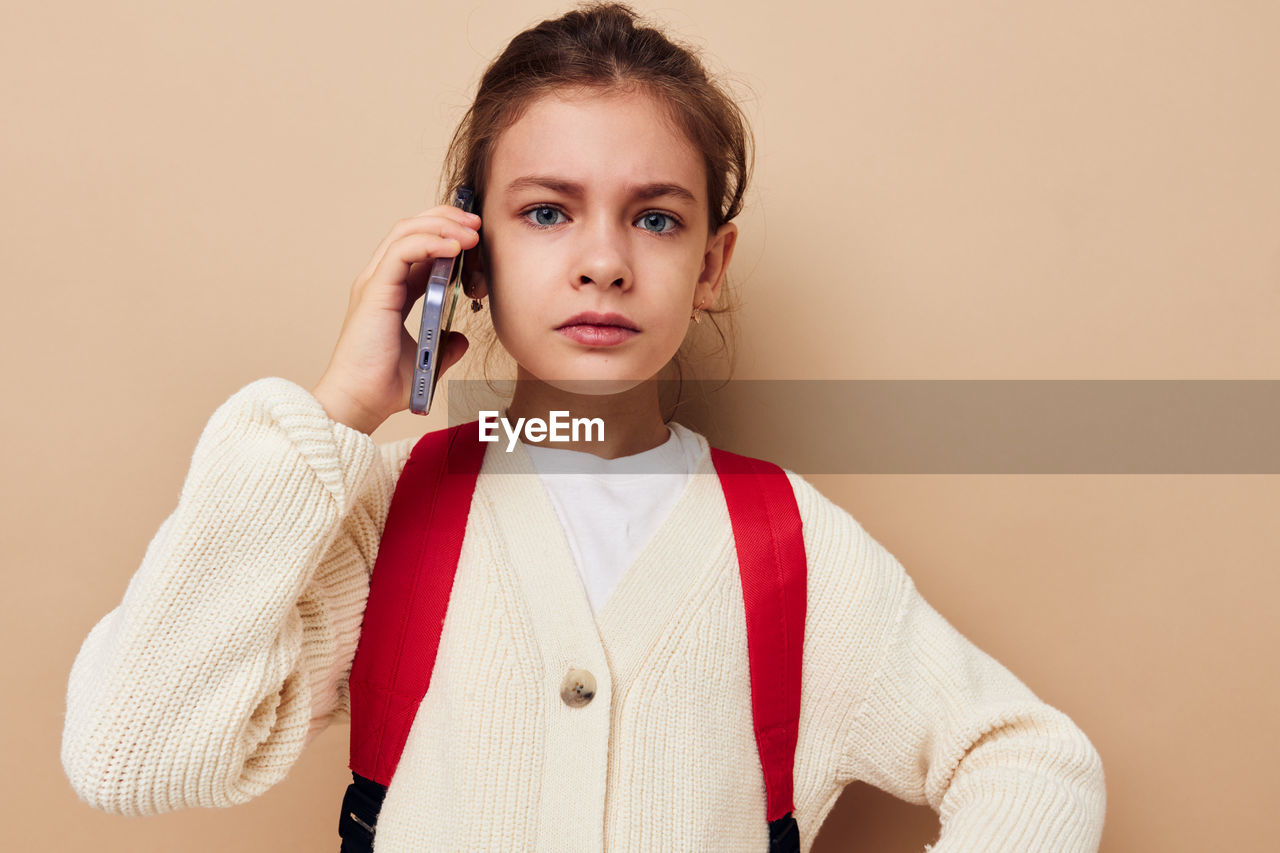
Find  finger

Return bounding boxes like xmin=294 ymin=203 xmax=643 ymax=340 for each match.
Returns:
xmin=366 ymin=232 xmax=465 ymax=314
xmin=355 ymin=210 xmax=482 ymax=290
xmin=410 ymin=201 xmax=481 ymax=224
xmin=399 ymin=239 xmax=480 ymax=323
xmin=432 ymin=204 xmax=483 ymax=229
xmin=401 ymin=260 xmax=429 ymax=323
xmin=357 ymin=214 xmax=479 ymax=291
xmin=362 ymin=218 xmax=480 ymax=307
xmin=399 ymin=258 xmax=457 ymax=323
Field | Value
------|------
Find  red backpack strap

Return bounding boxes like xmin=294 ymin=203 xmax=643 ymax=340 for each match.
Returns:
xmin=347 ymin=419 xmax=485 ymax=786
xmin=340 ymin=429 xmax=804 ymax=853
xmin=710 ymin=446 xmax=807 ymax=850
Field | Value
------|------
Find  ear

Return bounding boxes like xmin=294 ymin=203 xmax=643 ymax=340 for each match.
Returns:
xmin=462 ymin=241 xmax=489 ymax=300
xmin=696 ymin=221 xmax=738 ymax=307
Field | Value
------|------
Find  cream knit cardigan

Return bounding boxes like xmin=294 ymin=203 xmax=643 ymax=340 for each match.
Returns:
xmin=61 ymin=378 xmax=1106 ymax=852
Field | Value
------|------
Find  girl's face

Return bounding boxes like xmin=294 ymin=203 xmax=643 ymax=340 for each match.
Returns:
xmin=469 ymin=86 xmax=738 ymax=395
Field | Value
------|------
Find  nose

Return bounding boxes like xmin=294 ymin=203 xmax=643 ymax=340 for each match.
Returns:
xmin=573 ymin=219 xmax=632 ymax=291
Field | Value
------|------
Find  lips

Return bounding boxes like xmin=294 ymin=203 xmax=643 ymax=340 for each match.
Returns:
xmin=557 ymin=325 xmax=637 ymax=347
xmin=556 ymin=311 xmax=639 ymax=332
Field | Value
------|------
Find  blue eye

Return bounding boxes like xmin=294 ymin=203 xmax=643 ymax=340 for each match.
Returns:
xmin=637 ymin=212 xmax=678 ymax=234
xmin=525 ymin=205 xmax=566 ymax=228
xmin=520 ymin=205 xmax=682 ymax=236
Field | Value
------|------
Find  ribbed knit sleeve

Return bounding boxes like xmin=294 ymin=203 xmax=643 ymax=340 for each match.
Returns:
xmin=60 ymin=377 xmax=415 ymax=816
xmin=788 ymin=473 xmax=1106 ymax=851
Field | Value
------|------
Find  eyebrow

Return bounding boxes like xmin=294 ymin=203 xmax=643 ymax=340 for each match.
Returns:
xmin=503 ymin=175 xmax=698 ymax=206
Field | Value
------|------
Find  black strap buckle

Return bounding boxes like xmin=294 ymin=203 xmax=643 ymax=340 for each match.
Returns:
xmin=768 ymin=811 xmax=800 ymax=853
xmin=338 ymin=772 xmax=387 ymax=853
xmin=337 ymin=770 xmax=797 ymax=853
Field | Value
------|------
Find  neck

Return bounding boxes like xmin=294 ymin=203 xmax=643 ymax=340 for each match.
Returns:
xmin=504 ymin=368 xmax=670 ymax=459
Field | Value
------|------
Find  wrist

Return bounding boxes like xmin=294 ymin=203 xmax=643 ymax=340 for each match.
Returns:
xmin=310 ymin=381 xmax=383 ymax=435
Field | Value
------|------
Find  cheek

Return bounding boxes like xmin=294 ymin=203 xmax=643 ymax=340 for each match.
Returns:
xmin=659 ymin=252 xmax=706 ymax=309
xmin=483 ymin=228 xmax=545 ymax=291
xmin=485 ymin=264 xmax=545 ymax=346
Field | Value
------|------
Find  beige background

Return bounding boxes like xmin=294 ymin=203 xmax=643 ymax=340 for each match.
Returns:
xmin=4 ymin=0 xmax=1278 ymax=850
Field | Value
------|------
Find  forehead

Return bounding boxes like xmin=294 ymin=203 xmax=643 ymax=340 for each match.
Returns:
xmin=489 ymin=88 xmax=704 ymax=200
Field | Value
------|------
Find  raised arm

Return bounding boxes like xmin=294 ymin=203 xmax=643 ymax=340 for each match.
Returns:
xmin=60 ymin=377 xmax=415 ymax=816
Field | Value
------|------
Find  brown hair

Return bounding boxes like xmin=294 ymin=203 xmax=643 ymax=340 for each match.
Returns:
xmin=440 ymin=2 xmax=754 ymax=420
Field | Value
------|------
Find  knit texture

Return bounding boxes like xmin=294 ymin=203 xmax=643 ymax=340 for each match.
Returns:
xmin=61 ymin=377 xmax=1106 ymax=852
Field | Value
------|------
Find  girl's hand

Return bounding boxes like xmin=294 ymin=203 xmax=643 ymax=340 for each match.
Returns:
xmin=311 ymin=205 xmax=483 ymax=434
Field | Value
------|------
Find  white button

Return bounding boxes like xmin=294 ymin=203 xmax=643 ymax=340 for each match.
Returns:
xmin=560 ymin=668 xmax=597 ymax=707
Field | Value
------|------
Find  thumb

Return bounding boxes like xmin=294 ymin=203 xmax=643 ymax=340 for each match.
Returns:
xmin=437 ymin=330 xmax=470 ymax=379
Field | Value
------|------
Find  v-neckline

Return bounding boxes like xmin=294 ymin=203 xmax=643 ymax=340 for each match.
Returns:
xmin=476 ymin=426 xmax=734 ymax=684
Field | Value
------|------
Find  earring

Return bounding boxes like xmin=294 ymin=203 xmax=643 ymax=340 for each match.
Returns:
xmin=690 ymin=300 xmax=706 ymax=324
xmin=466 ymin=282 xmax=484 ymax=312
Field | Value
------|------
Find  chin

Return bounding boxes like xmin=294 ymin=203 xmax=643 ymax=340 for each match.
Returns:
xmin=520 ymin=356 xmax=662 ymax=396
xmin=535 ymin=374 xmax=652 ymax=397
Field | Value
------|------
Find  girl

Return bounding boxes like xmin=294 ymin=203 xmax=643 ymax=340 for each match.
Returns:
xmin=61 ymin=3 xmax=1106 ymax=851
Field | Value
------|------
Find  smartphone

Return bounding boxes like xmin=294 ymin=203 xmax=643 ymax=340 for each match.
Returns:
xmin=411 ymin=186 xmax=476 ymax=415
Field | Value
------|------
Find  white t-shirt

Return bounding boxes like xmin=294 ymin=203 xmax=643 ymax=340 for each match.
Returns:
xmin=521 ymin=421 xmax=704 ymax=617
